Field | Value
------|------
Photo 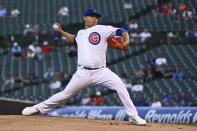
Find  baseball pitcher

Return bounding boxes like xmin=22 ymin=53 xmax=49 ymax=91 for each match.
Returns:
xmin=22 ymin=8 xmax=147 ymax=126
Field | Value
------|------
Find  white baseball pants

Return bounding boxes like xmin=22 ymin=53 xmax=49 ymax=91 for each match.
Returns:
xmin=36 ymin=67 xmax=138 ymax=117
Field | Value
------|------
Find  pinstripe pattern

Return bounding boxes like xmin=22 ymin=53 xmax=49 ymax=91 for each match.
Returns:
xmin=76 ymin=25 xmax=119 ymax=68
xmin=92 ymin=67 xmax=138 ymax=117
xmin=37 ymin=67 xmax=92 ymax=113
xmin=36 ymin=67 xmax=138 ymax=117
xmin=36 ymin=25 xmax=138 ymax=117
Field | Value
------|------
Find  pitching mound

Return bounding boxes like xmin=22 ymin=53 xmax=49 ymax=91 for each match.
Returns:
xmin=0 ymin=115 xmax=196 ymax=131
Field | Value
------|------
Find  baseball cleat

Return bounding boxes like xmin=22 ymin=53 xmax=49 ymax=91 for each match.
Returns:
xmin=129 ymin=115 xmax=147 ymax=126
xmin=22 ymin=106 xmax=39 ymax=116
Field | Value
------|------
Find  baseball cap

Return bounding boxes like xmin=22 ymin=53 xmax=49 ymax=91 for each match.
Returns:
xmin=25 ymin=24 xmax=30 ymax=28
xmin=43 ymin=41 xmax=48 ymax=45
xmin=84 ymin=8 xmax=101 ymax=17
xmin=96 ymin=91 xmax=101 ymax=96
xmin=14 ymin=42 xmax=18 ymax=46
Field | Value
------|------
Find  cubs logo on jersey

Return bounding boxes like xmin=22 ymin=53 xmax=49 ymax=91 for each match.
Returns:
xmin=88 ymin=32 xmax=101 ymax=45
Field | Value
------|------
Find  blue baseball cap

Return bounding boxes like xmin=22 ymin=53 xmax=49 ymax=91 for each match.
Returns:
xmin=84 ymin=8 xmax=101 ymax=17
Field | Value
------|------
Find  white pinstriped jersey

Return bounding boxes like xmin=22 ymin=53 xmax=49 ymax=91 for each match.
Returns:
xmin=75 ymin=25 xmax=119 ymax=68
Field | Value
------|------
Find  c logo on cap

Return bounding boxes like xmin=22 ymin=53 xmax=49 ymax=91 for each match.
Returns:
xmin=89 ymin=32 xmax=101 ymax=45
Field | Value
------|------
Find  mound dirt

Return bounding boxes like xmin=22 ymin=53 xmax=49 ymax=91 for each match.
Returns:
xmin=0 ymin=115 xmax=196 ymax=131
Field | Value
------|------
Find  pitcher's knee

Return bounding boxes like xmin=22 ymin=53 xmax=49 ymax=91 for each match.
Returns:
xmin=118 ymin=80 xmax=125 ymax=87
xmin=114 ymin=81 xmax=126 ymax=90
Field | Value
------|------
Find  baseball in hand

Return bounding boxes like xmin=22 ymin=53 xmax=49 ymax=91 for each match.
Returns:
xmin=53 ymin=24 xmax=59 ymax=31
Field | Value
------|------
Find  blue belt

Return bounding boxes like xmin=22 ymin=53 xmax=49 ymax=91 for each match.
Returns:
xmin=78 ymin=65 xmax=105 ymax=70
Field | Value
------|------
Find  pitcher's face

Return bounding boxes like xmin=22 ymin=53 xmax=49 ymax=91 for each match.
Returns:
xmin=84 ymin=15 xmax=98 ymax=28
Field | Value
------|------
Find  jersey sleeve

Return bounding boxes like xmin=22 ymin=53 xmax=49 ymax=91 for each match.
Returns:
xmin=74 ymin=30 xmax=80 ymax=44
xmin=101 ymin=25 xmax=120 ymax=39
xmin=74 ymin=35 xmax=77 ymax=44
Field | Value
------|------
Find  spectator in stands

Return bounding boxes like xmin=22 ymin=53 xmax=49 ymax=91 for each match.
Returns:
xmin=167 ymin=3 xmax=173 ymax=10
xmin=23 ymin=71 xmax=36 ymax=87
xmin=151 ymin=97 xmax=162 ymax=107
xmin=146 ymin=55 xmax=156 ymax=65
xmin=21 ymin=47 xmax=27 ymax=58
xmin=183 ymin=11 xmax=190 ymax=21
xmin=144 ymin=65 xmax=153 ymax=82
xmin=52 ymin=32 xmax=61 ymax=41
xmin=121 ymin=73 xmax=128 ymax=84
xmin=168 ymin=3 xmax=176 ymax=15
xmin=131 ymin=79 xmax=143 ymax=92
xmin=192 ymin=8 xmax=197 ymax=18
xmin=4 ymin=74 xmax=15 ymax=86
xmin=184 ymin=9 xmax=193 ymax=19
xmin=136 ymin=66 xmax=145 ymax=79
xmin=155 ymin=54 xmax=167 ymax=66
xmin=52 ymin=32 xmax=62 ymax=45
xmin=179 ymin=92 xmax=189 ymax=104
xmin=81 ymin=93 xmax=91 ymax=105
xmin=174 ymin=13 xmax=182 ymax=23
xmin=53 ymin=68 xmax=64 ymax=81
xmin=67 ymin=46 xmax=77 ymax=57
xmin=61 ymin=74 xmax=71 ymax=87
xmin=42 ymin=41 xmax=52 ymax=53
xmin=161 ymin=5 xmax=169 ymax=15
xmin=152 ymin=7 xmax=161 ymax=16
xmin=139 ymin=29 xmax=152 ymax=43
xmin=57 ymin=6 xmax=69 ymax=16
xmin=32 ymin=24 xmax=39 ymax=35
xmin=44 ymin=67 xmax=54 ymax=79
xmin=174 ymin=31 xmax=182 ymax=43
xmin=185 ymin=29 xmax=195 ymax=44
xmin=153 ymin=0 xmax=158 ymax=7
xmin=152 ymin=65 xmax=163 ymax=79
xmin=14 ymin=75 xmax=22 ymax=83
xmin=10 ymin=6 xmax=20 ymax=17
xmin=0 ymin=5 xmax=7 ymax=17
xmin=167 ymin=32 xmax=176 ymax=44
xmin=23 ymin=74 xmax=32 ymax=87
xmin=61 ymin=35 xmax=69 ymax=45
xmin=129 ymin=30 xmax=139 ymax=44
xmin=49 ymin=76 xmax=62 ymax=89
xmin=91 ymin=91 xmax=104 ymax=105
xmin=179 ymin=3 xmax=187 ymax=13
xmin=125 ymin=78 xmax=132 ymax=92
xmin=124 ymin=0 xmax=133 ymax=11
xmin=28 ymin=42 xmax=43 ymax=60
xmin=27 ymin=49 xmax=35 ymax=59
xmin=164 ymin=66 xmax=173 ymax=78
xmin=23 ymin=24 xmax=34 ymax=36
xmin=128 ymin=19 xmax=138 ymax=31
xmin=10 ymin=35 xmax=15 ymax=42
xmin=29 ymin=68 xmax=36 ymax=80
xmin=172 ymin=92 xmax=179 ymax=102
xmin=173 ymin=67 xmax=183 ymax=80
xmin=134 ymin=97 xmax=148 ymax=107
xmin=34 ymin=24 xmax=47 ymax=43
xmin=11 ymin=42 xmax=22 ymax=59
xmin=161 ymin=90 xmax=172 ymax=104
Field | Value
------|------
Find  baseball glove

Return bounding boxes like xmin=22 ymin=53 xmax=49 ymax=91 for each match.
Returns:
xmin=107 ymin=36 xmax=126 ymax=50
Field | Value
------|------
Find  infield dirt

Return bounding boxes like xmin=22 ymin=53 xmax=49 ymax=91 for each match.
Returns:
xmin=0 ymin=115 xmax=196 ymax=131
